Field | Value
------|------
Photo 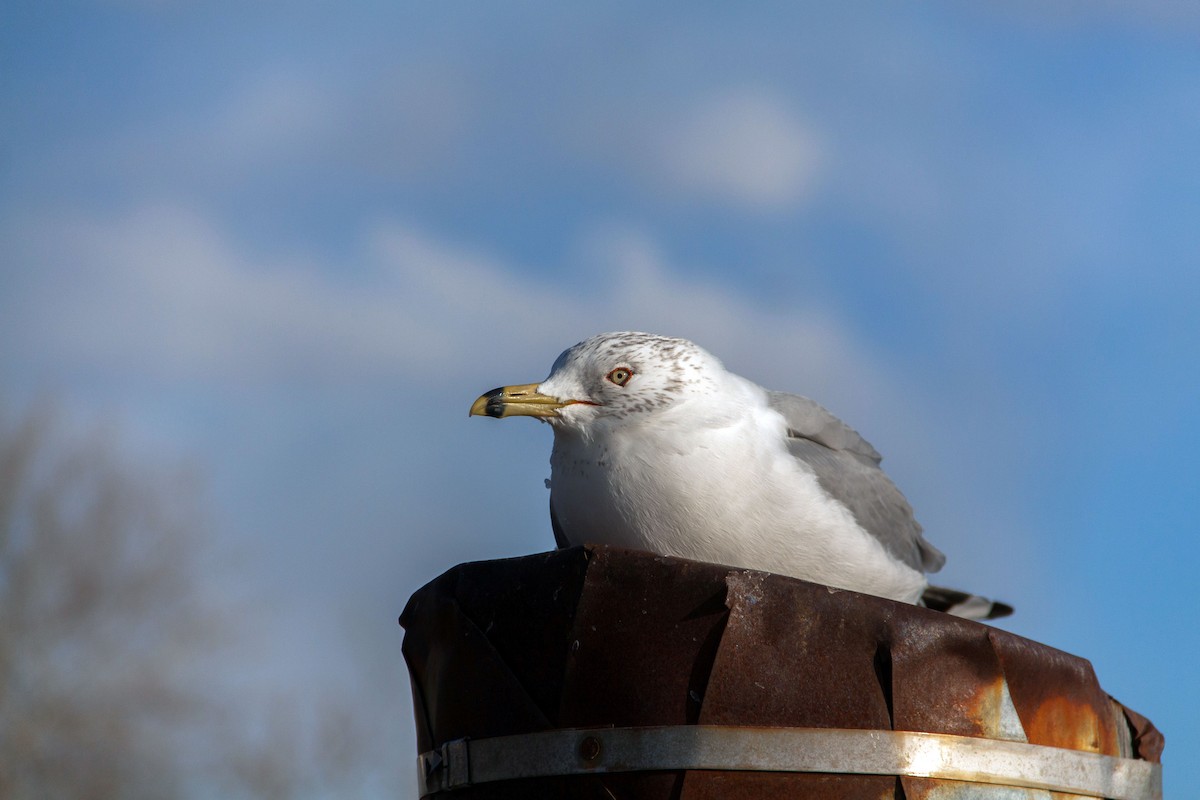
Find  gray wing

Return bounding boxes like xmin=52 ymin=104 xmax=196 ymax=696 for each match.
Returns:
xmin=767 ymin=391 xmax=946 ymax=574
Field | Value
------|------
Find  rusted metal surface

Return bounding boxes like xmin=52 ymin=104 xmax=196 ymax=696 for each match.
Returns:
xmin=400 ymin=545 xmax=1162 ymax=799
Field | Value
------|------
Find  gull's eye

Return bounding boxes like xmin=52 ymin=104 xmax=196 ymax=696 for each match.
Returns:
xmin=606 ymin=367 xmax=634 ymax=387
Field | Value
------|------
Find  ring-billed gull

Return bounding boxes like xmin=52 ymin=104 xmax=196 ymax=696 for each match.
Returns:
xmin=471 ymin=331 xmax=1011 ymax=619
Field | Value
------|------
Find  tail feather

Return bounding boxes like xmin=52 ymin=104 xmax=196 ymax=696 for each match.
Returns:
xmin=922 ymin=585 xmax=1013 ymax=620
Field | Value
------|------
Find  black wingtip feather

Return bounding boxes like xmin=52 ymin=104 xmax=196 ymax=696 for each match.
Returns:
xmin=922 ymin=585 xmax=1014 ymax=620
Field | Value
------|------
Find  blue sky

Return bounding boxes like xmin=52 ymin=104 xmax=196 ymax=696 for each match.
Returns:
xmin=3 ymin=1 xmax=1198 ymax=795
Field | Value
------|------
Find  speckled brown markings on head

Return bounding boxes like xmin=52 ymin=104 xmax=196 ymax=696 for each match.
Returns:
xmin=554 ymin=332 xmax=718 ymax=421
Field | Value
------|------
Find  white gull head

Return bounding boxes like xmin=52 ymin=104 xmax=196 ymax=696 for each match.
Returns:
xmin=537 ymin=332 xmax=753 ymax=433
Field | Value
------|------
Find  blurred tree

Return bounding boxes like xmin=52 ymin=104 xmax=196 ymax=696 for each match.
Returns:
xmin=0 ymin=403 xmax=394 ymax=799
xmin=0 ymin=403 xmax=216 ymax=798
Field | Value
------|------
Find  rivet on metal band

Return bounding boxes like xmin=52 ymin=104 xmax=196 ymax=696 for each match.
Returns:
xmin=416 ymin=725 xmax=1162 ymax=800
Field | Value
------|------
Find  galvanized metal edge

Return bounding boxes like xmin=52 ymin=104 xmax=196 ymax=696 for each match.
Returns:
xmin=417 ymin=725 xmax=1162 ymax=799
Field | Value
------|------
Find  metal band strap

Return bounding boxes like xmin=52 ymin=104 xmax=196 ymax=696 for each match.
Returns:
xmin=417 ymin=725 xmax=1162 ymax=799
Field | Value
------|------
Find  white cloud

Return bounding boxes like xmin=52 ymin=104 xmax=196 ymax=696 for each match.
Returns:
xmin=3 ymin=203 xmax=884 ymax=412
xmin=577 ymin=87 xmax=825 ymax=211
xmin=659 ymin=90 xmax=824 ymax=209
xmin=204 ymin=72 xmax=340 ymax=168
xmin=2 ymin=206 xmax=424 ymax=385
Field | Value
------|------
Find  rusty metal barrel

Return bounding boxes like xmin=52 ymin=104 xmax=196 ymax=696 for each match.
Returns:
xmin=401 ymin=545 xmax=1163 ymax=799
